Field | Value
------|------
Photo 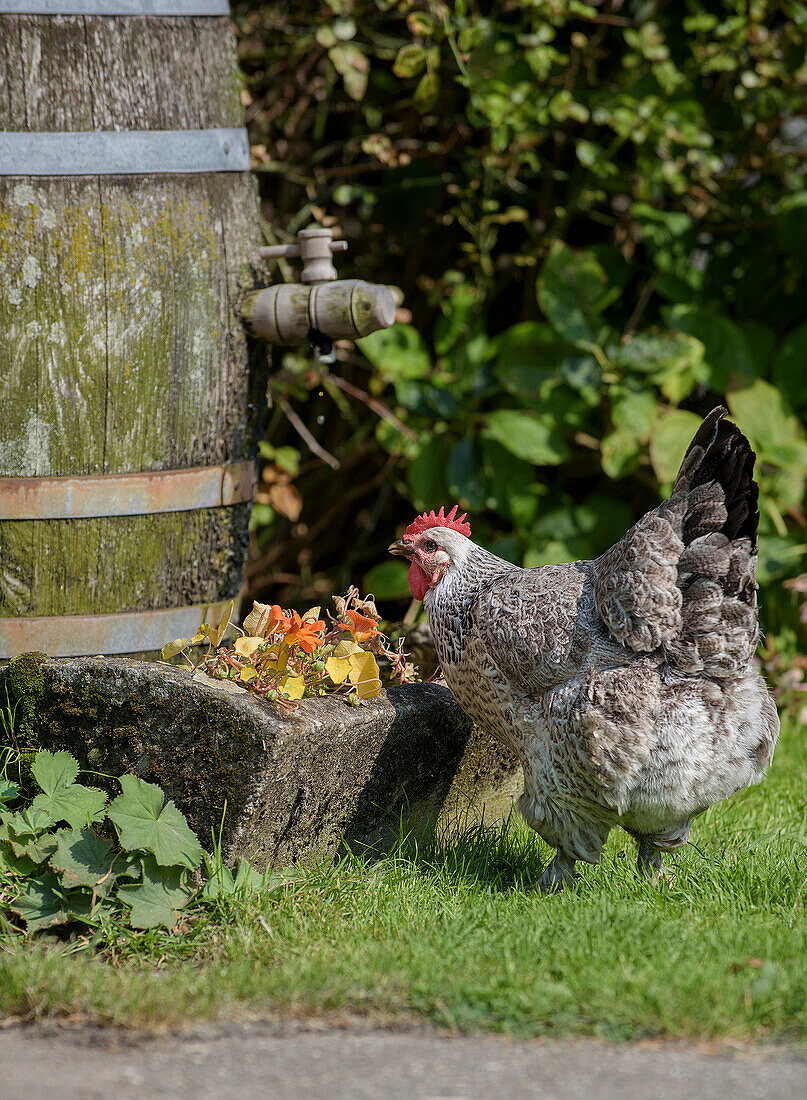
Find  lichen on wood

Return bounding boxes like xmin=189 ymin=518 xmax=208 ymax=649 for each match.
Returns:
xmin=0 ymin=15 xmax=267 ymax=647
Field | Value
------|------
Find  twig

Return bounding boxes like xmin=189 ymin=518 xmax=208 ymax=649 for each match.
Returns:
xmin=622 ymin=272 xmax=659 ymax=342
xmin=326 ymin=373 xmax=417 ymax=439
xmin=279 ymin=398 xmax=340 ymax=470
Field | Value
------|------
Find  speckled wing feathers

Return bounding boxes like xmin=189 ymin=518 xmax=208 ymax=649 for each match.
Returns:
xmin=593 ymin=409 xmax=760 ymax=676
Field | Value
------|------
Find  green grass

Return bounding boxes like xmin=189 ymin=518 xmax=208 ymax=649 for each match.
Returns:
xmin=0 ymin=715 xmax=805 ymax=1041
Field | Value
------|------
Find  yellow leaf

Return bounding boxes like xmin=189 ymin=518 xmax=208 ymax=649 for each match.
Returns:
xmin=210 ymin=599 xmax=234 ymax=647
xmin=234 ymin=636 xmax=264 ymax=658
xmin=281 ymin=675 xmax=306 ymax=700
xmin=161 ymin=638 xmax=189 ymax=660
xmin=356 ymin=677 xmax=382 ymax=700
xmin=190 ymin=623 xmax=212 ymax=645
xmin=347 ymin=650 xmax=379 ymax=684
xmin=302 ymin=605 xmax=322 ymax=622
xmin=243 ymin=601 xmax=271 ymax=637
xmin=347 ymin=651 xmax=382 ymax=699
xmin=325 ymin=656 xmax=352 ymax=684
xmin=240 ymin=665 xmax=258 ymax=683
xmin=334 ymin=639 xmax=362 ymax=658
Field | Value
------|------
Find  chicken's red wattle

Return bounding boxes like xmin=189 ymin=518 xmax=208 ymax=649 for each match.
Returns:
xmin=408 ymin=560 xmax=430 ymax=601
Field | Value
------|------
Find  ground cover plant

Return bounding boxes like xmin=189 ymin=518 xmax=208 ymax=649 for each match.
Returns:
xmin=0 ymin=709 xmax=803 ymax=1042
xmin=161 ymin=589 xmax=418 ymax=706
xmin=0 ymin=746 xmax=280 ymax=937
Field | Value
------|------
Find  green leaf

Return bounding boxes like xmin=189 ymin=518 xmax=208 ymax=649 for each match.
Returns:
xmin=28 ymin=749 xmax=107 ymax=829
xmin=413 ymin=70 xmax=439 ymax=114
xmin=10 ymin=872 xmax=71 ymax=932
xmin=406 ymin=435 xmax=450 ymax=511
xmin=51 ymin=828 xmax=120 ymax=896
xmin=537 ymin=242 xmax=610 ymax=347
xmin=482 ymin=410 xmax=568 ymax=466
xmin=601 ymin=430 xmax=642 ymax=480
xmin=611 ymin=332 xmax=704 ymax=382
xmin=31 ymin=784 xmax=107 ymax=830
xmin=362 ymin=560 xmax=411 ymax=601
xmin=328 ymin=43 xmax=368 ymax=101
xmin=116 ymin=855 xmax=193 ymax=929
xmin=0 ymin=779 xmax=19 ymax=804
xmin=447 ymin=439 xmax=487 ymax=511
xmin=649 ymin=410 xmax=703 ymax=484
xmin=661 ymin=305 xmax=756 ymax=389
xmin=494 ymin=322 xmax=574 ymax=396
xmin=727 ymin=378 xmax=806 ymax=454
xmin=610 ymin=387 xmax=658 ymax=442
xmin=393 ymin=43 xmax=426 ymax=78
xmin=108 ymin=775 xmax=204 ymax=870
xmin=31 ymin=750 xmax=79 ymax=795
xmin=772 ymin=321 xmax=807 ymax=415
xmin=358 ymin=324 xmax=431 ymax=382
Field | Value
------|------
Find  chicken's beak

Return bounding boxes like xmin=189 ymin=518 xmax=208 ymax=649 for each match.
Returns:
xmin=388 ymin=539 xmax=413 ymax=560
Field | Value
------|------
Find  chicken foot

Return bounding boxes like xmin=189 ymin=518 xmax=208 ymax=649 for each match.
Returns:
xmin=536 ymin=850 xmax=577 ymax=892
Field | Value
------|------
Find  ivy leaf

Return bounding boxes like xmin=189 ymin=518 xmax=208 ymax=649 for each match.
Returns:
xmin=649 ymin=410 xmax=703 ymax=485
xmin=10 ymin=871 xmax=71 ymax=932
xmin=51 ymin=828 xmax=120 ymax=896
xmin=116 ymin=856 xmax=193 ymax=929
xmin=107 ymin=775 xmax=203 ymax=870
xmin=482 ymin=410 xmax=568 ymax=466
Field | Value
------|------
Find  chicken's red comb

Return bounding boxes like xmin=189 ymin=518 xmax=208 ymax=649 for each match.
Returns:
xmin=404 ymin=505 xmax=471 ymax=540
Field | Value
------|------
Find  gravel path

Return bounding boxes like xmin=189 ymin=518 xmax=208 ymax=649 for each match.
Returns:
xmin=2 ymin=1023 xmax=804 ymax=1099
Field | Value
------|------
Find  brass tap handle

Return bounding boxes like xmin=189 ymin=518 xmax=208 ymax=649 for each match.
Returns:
xmin=259 ymin=226 xmax=349 ymax=284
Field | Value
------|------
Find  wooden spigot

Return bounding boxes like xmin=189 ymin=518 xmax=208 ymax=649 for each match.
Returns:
xmin=259 ymin=227 xmax=349 ymax=284
xmin=245 ymin=226 xmax=398 ymax=349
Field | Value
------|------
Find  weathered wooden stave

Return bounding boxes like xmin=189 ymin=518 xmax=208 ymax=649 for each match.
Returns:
xmin=0 ymin=9 xmax=264 ymax=656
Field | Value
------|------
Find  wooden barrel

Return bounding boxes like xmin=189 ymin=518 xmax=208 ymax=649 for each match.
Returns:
xmin=0 ymin=1 xmax=265 ymax=657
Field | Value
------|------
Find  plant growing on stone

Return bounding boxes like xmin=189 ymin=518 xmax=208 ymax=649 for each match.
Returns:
xmin=162 ymin=587 xmax=418 ymax=707
xmin=0 ymin=748 xmax=266 ymax=935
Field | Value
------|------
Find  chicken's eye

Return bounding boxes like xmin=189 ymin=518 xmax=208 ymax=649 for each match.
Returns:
xmin=422 ymin=538 xmax=438 ymax=553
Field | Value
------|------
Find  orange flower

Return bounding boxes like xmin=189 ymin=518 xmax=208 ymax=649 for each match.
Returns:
xmin=266 ymin=605 xmax=292 ymax=635
xmin=342 ymin=609 xmax=381 ymax=645
xmin=284 ymin=610 xmax=326 ymax=654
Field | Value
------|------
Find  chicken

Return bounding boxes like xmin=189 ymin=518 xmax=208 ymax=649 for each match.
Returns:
xmin=389 ymin=408 xmax=779 ymax=889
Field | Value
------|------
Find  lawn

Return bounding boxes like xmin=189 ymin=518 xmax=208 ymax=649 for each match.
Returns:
xmin=0 ymin=714 xmax=804 ymax=1041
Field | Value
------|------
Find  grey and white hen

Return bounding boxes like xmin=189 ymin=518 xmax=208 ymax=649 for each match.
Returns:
xmin=389 ymin=408 xmax=779 ymax=889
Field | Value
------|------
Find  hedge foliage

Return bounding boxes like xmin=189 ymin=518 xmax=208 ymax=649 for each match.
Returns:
xmin=234 ymin=0 xmax=807 ymax=631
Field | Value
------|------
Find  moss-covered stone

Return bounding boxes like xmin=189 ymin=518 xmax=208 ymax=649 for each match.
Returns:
xmin=0 ymin=656 xmax=522 ymax=870
xmin=7 ymin=650 xmax=48 ymax=734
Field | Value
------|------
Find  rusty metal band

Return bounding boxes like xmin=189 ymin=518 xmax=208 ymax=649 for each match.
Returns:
xmin=0 ymin=128 xmax=250 ymax=176
xmin=0 ymin=599 xmax=240 ymax=658
xmin=0 ymin=0 xmax=230 ymax=14
xmin=0 ymin=460 xmax=255 ymax=520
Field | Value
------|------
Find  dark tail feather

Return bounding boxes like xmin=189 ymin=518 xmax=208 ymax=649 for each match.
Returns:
xmin=674 ymin=406 xmax=759 ymax=549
